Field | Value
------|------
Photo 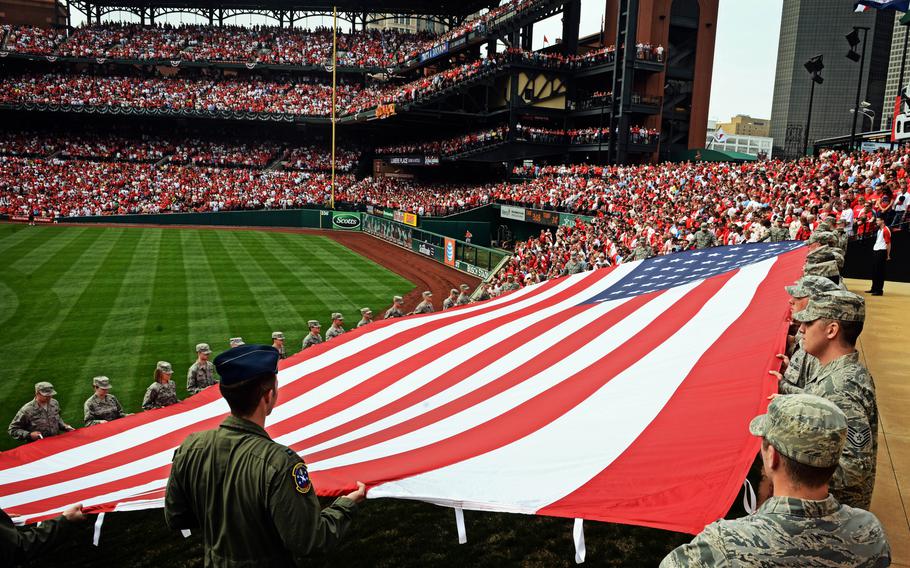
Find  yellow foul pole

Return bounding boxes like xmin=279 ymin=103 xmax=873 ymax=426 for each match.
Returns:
xmin=331 ymin=6 xmax=337 ymax=210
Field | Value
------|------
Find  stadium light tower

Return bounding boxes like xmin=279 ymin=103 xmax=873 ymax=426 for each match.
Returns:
xmin=846 ymin=26 xmax=870 ymax=151
xmin=803 ymin=55 xmax=824 ymax=156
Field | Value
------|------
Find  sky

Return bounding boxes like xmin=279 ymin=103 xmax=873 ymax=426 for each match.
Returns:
xmin=74 ymin=0 xmax=785 ymax=124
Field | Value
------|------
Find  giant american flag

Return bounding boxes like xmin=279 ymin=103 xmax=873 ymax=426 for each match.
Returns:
xmin=0 ymin=242 xmax=806 ymax=536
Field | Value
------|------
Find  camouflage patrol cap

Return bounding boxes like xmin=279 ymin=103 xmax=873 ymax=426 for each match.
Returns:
xmin=393 ymin=295 xmax=403 ymax=303
xmin=806 ymin=246 xmax=845 ymax=269
xmin=450 ymin=288 xmax=458 ymax=295
xmin=360 ymin=307 xmax=372 ymax=315
xmin=331 ymin=312 xmax=343 ymax=320
xmin=803 ymin=260 xmax=840 ymax=278
xmin=750 ymin=394 xmax=847 ymax=468
xmin=195 ymin=343 xmax=212 ymax=354
xmin=422 ymin=291 xmax=432 ymax=298
xmin=807 ymin=231 xmax=838 ymax=247
xmin=156 ymin=361 xmax=173 ymax=374
xmin=785 ymin=275 xmax=840 ymax=299
xmin=229 ymin=337 xmax=245 ymax=347
xmin=307 ymin=320 xmax=321 ymax=328
xmin=93 ymin=376 xmax=113 ymax=390
xmin=271 ymin=331 xmax=284 ymax=340
xmin=793 ymin=290 xmax=865 ymax=323
xmin=35 ymin=381 xmax=56 ymax=396
xmin=460 ymin=284 xmax=470 ymax=291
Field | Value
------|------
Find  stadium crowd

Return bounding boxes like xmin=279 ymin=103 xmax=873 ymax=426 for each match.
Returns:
xmin=0 ymin=72 xmax=360 ymax=116
xmin=2 ymin=23 xmax=429 ymax=68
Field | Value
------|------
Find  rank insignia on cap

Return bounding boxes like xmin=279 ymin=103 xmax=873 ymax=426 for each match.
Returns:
xmin=292 ymin=462 xmax=311 ymax=494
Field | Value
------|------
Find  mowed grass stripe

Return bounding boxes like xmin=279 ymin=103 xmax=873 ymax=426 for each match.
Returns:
xmin=180 ymin=230 xmax=230 ymax=376
xmin=137 ymin=230 xmax=191 ymax=401
xmin=6 ymin=226 xmax=89 ymax=274
xmin=75 ymin=229 xmax=163 ymax=414
xmin=269 ymin=232 xmax=413 ymax=320
xmin=0 ymin=224 xmax=59 ymax=256
xmin=0 ymin=227 xmax=106 ymax=343
xmin=269 ymin=232 xmax=398 ymax=310
xmin=267 ymin=233 xmax=364 ymax=309
xmin=5 ymin=228 xmax=139 ymax=433
xmin=247 ymin=232 xmax=337 ymax=319
xmin=217 ymin=230 xmax=308 ymax=340
xmin=197 ymin=230 xmax=272 ymax=348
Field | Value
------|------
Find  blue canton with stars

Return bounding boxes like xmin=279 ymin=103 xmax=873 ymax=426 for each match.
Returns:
xmin=582 ymin=241 xmax=804 ymax=304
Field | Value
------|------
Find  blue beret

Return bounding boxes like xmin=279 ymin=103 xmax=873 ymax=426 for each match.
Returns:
xmin=214 ymin=344 xmax=280 ymax=386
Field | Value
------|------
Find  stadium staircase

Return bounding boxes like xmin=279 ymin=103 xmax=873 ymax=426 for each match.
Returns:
xmin=265 ymin=149 xmax=290 ymax=172
xmin=152 ymin=154 xmax=172 ymax=167
xmin=0 ymin=27 xmax=9 ymax=50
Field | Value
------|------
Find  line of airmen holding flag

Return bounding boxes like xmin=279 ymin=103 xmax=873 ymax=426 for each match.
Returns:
xmin=8 ymin=284 xmax=476 ymax=444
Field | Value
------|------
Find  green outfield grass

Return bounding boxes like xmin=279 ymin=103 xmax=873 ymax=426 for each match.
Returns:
xmin=0 ymin=223 xmax=413 ymax=449
xmin=1 ymin=223 xmax=689 ymax=567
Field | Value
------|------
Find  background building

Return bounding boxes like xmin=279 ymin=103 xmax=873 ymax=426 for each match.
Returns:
xmin=716 ymin=114 xmax=771 ymax=137
xmin=706 ymin=129 xmax=774 ymax=159
xmin=368 ymin=14 xmax=446 ymax=34
xmin=770 ymin=0 xmax=893 ymax=158
xmin=604 ymin=0 xmax=720 ymax=160
xmin=880 ymin=12 xmax=909 ymax=131
xmin=0 ymin=0 xmax=62 ymax=26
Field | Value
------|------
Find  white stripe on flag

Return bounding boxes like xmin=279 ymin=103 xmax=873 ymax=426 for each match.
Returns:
xmin=310 ymin=278 xmax=699 ymax=471
xmin=367 ymin=259 xmax=774 ymax=512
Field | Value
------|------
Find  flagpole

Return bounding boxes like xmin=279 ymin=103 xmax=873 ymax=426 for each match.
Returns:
xmin=331 ymin=6 xmax=337 ymax=210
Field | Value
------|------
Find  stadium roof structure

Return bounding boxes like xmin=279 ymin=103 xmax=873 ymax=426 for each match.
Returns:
xmin=78 ymin=0 xmax=501 ymax=16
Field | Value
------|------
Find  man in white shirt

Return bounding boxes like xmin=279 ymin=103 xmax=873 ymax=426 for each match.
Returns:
xmin=867 ymin=217 xmax=892 ymax=296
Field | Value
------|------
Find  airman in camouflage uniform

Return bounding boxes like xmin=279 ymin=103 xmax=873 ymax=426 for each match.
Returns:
xmin=778 ymin=291 xmax=878 ymax=510
xmin=834 ymin=219 xmax=849 ymax=253
xmin=84 ymin=376 xmax=129 ymax=426
xmin=769 ymin=219 xmax=789 ymax=243
xmin=661 ymin=394 xmax=891 ymax=567
xmin=411 ymin=291 xmax=434 ymax=314
xmin=476 ymin=283 xmax=492 ymax=302
xmin=229 ymin=337 xmax=245 ymax=348
xmin=456 ymin=284 xmax=472 ymax=306
xmin=271 ymin=332 xmax=286 ymax=359
xmin=187 ymin=343 xmax=217 ymax=395
xmin=357 ymin=308 xmax=373 ymax=328
xmin=803 ymin=260 xmax=843 ymax=288
xmin=8 ymin=382 xmax=75 ymax=442
xmin=694 ymin=224 xmax=717 ymax=249
xmin=143 ymin=361 xmax=180 ymax=410
xmin=632 ymin=241 xmax=653 ymax=260
xmin=302 ymin=320 xmax=323 ymax=349
xmin=807 ymin=231 xmax=839 ymax=250
xmin=383 ymin=296 xmax=405 ymax=319
xmin=326 ymin=313 xmax=345 ymax=341
xmin=442 ymin=289 xmax=459 ymax=310
xmin=563 ymin=252 xmax=587 ymax=275
xmin=806 ymin=245 xmax=845 ymax=272
xmin=502 ymin=275 xmax=521 ymax=292
xmin=781 ymin=276 xmax=838 ymax=390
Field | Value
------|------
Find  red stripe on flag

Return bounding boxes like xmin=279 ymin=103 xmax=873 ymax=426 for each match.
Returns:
xmin=537 ymin=248 xmax=806 ymax=533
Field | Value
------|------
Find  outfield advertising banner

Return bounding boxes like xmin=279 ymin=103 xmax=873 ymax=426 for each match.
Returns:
xmin=559 ymin=212 xmax=595 ymax=227
xmin=455 ymin=260 xmax=491 ymax=279
xmin=500 ymin=205 xmax=526 ymax=221
xmin=331 ymin=211 xmax=362 ymax=230
xmin=444 ymin=238 xmax=456 ymax=267
xmin=363 ymin=214 xmax=413 ymax=248
xmin=413 ymin=240 xmax=443 ymax=261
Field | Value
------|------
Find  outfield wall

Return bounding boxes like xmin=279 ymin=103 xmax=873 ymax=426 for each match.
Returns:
xmin=63 ymin=208 xmax=326 ymax=228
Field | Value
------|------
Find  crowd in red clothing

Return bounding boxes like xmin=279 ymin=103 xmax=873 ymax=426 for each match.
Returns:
xmin=284 ymin=146 xmax=360 ymax=172
xmin=3 ymin=142 xmax=908 ymax=290
xmin=0 ymin=73 xmax=361 ymax=116
xmin=2 ymin=23 xmax=429 ymax=68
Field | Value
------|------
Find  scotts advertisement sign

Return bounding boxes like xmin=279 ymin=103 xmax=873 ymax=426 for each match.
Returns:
xmin=331 ymin=212 xmax=362 ymax=230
